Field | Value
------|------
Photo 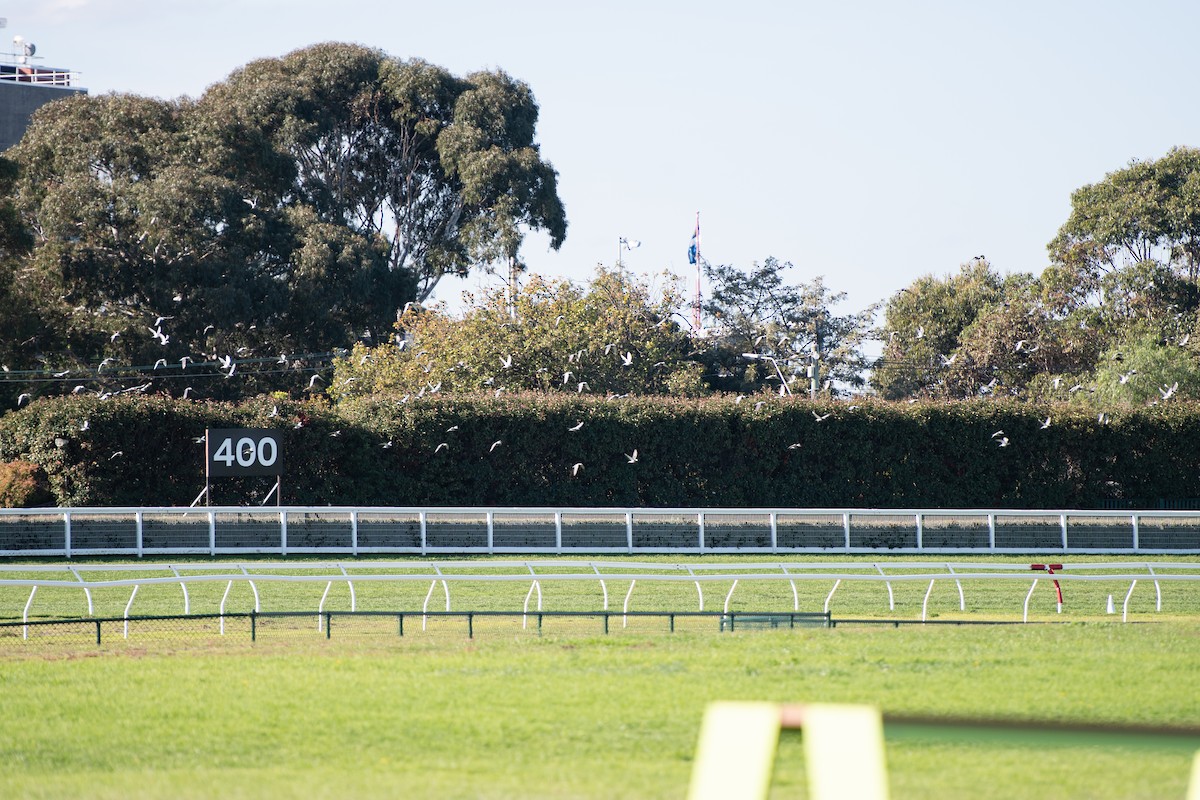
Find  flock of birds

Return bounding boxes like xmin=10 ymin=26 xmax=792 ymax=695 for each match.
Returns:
xmin=4 ymin=313 xmax=1194 ymax=469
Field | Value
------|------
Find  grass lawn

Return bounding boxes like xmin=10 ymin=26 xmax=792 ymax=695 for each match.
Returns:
xmin=1 ymin=555 xmax=1198 ymax=798
xmin=2 ymin=621 xmax=1199 ymax=798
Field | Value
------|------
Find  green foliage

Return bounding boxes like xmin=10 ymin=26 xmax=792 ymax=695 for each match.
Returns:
xmin=5 ymin=393 xmax=1200 ymax=508
xmin=203 ymin=43 xmax=566 ymax=303
xmin=872 ymin=256 xmax=1197 ymax=403
xmin=330 ymin=269 xmax=705 ymax=400
xmin=1091 ymin=330 xmax=1200 ymax=406
xmin=701 ymin=258 xmax=878 ymax=394
xmin=1049 ymin=146 xmax=1200 ymax=284
xmin=1 ymin=43 xmax=565 ymax=402
xmin=0 ymin=460 xmax=51 ymax=507
xmin=875 ymin=260 xmax=1011 ymax=399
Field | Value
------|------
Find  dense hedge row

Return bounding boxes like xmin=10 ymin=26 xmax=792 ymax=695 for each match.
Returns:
xmin=0 ymin=393 xmax=1198 ymax=508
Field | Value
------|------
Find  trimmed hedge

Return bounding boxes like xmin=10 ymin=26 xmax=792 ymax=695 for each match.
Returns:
xmin=0 ymin=393 xmax=1198 ymax=508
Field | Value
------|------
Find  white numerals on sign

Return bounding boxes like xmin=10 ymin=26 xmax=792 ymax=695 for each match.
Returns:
xmin=212 ymin=436 xmax=278 ymax=468
xmin=257 ymin=437 xmax=278 ymax=467
xmin=213 ymin=437 xmax=235 ymax=467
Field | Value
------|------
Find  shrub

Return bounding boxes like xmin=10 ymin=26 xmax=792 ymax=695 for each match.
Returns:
xmin=0 ymin=460 xmax=52 ymax=507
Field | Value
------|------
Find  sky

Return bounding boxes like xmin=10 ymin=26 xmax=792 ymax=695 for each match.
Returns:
xmin=12 ymin=0 xmax=1200 ymax=324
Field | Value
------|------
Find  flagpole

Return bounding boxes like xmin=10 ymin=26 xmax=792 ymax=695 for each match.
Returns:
xmin=692 ymin=212 xmax=703 ymax=332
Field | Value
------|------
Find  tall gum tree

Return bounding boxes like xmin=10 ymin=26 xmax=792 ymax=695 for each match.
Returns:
xmin=3 ymin=43 xmax=566 ymax=399
xmin=200 ymin=42 xmax=566 ymax=304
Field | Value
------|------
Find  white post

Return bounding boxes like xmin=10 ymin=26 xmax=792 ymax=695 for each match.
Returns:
xmin=523 ymin=581 xmax=537 ymax=629
xmin=770 ymin=512 xmax=778 ymax=552
xmin=219 ymin=580 xmax=232 ymax=635
xmin=781 ymin=564 xmax=798 ymax=611
xmin=623 ymin=580 xmax=637 ymax=628
xmin=593 ymin=564 xmax=609 ymax=611
xmin=340 ymin=564 xmax=356 ymax=612
xmin=1023 ymin=579 xmax=1038 ymax=623
xmin=22 ymin=585 xmax=37 ymax=640
xmin=874 ymin=564 xmax=895 ymax=611
xmin=351 ymin=511 xmax=359 ymax=556
xmin=135 ymin=511 xmax=144 ymax=558
xmin=723 ymin=579 xmax=739 ymax=614
xmin=69 ymin=566 xmax=93 ymax=616
xmin=946 ymin=564 xmax=965 ymax=610
xmin=1147 ymin=564 xmax=1161 ymax=612
xmin=123 ymin=584 xmax=139 ymax=639
xmin=240 ymin=566 xmax=260 ymax=612
xmin=921 ymin=579 xmax=935 ymax=622
xmin=824 ymin=579 xmax=841 ymax=614
xmin=170 ymin=566 xmax=190 ymax=614
xmin=1122 ymin=579 xmax=1138 ymax=623
xmin=318 ymin=581 xmax=333 ymax=630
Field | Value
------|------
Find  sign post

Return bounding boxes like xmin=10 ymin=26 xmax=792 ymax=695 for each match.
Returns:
xmin=204 ymin=428 xmax=285 ymax=505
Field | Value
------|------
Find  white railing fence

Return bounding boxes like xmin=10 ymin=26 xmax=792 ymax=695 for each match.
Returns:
xmin=4 ymin=560 xmax=1199 ymax=638
xmin=1 ymin=506 xmax=1198 ymax=557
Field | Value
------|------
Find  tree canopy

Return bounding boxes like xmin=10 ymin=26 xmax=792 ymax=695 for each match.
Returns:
xmin=330 ymin=268 xmax=706 ymax=400
xmin=1049 ymin=146 xmax=1200 ymax=285
xmin=1 ymin=43 xmax=565 ymax=401
xmin=700 ymin=258 xmax=878 ymax=395
xmin=200 ymin=43 xmax=566 ymax=302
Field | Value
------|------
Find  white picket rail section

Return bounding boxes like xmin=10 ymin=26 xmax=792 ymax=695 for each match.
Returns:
xmin=2 ymin=506 xmax=1199 ymax=556
xmin=4 ymin=560 xmax=1199 ymax=637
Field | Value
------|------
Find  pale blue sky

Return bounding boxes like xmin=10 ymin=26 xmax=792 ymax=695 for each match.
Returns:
xmin=15 ymin=0 xmax=1200 ymax=321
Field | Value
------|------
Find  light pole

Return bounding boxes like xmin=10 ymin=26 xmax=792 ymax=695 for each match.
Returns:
xmin=741 ymin=353 xmax=792 ymax=396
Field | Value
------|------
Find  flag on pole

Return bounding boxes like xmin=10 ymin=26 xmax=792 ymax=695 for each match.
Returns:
xmin=688 ymin=214 xmax=700 ymax=265
xmin=690 ymin=212 xmax=703 ymax=331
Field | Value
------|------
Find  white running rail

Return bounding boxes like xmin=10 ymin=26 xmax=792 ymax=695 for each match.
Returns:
xmin=1 ymin=506 xmax=1198 ymax=557
xmin=3 ymin=560 xmax=1198 ymax=630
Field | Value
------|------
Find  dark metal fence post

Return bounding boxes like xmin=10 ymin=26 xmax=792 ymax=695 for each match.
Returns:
xmin=603 ymin=612 xmax=609 ymax=634
xmin=95 ymin=619 xmax=101 ymax=645
xmin=537 ymin=613 xmax=543 ymax=635
xmin=398 ymin=613 xmax=404 ymax=637
xmin=467 ymin=613 xmax=473 ymax=639
xmin=251 ymin=610 xmax=256 ymax=642
xmin=670 ymin=613 xmax=675 ymax=633
xmin=325 ymin=611 xmax=331 ymax=639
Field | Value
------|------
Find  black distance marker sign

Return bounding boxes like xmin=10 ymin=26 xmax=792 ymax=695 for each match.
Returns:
xmin=206 ymin=428 xmax=284 ymax=477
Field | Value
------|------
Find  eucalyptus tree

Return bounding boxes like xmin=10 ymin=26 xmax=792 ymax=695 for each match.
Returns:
xmin=701 ymin=257 xmax=877 ymax=395
xmin=2 ymin=43 xmax=566 ymax=399
xmin=330 ymin=269 xmax=705 ymax=399
xmin=1049 ymin=146 xmax=1200 ymax=286
xmin=200 ymin=42 xmax=566 ymax=303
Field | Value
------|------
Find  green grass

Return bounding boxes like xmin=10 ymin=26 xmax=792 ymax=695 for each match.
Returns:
xmin=1 ymin=557 xmax=1199 ymax=798
xmin=3 ymin=554 xmax=1199 ymax=624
